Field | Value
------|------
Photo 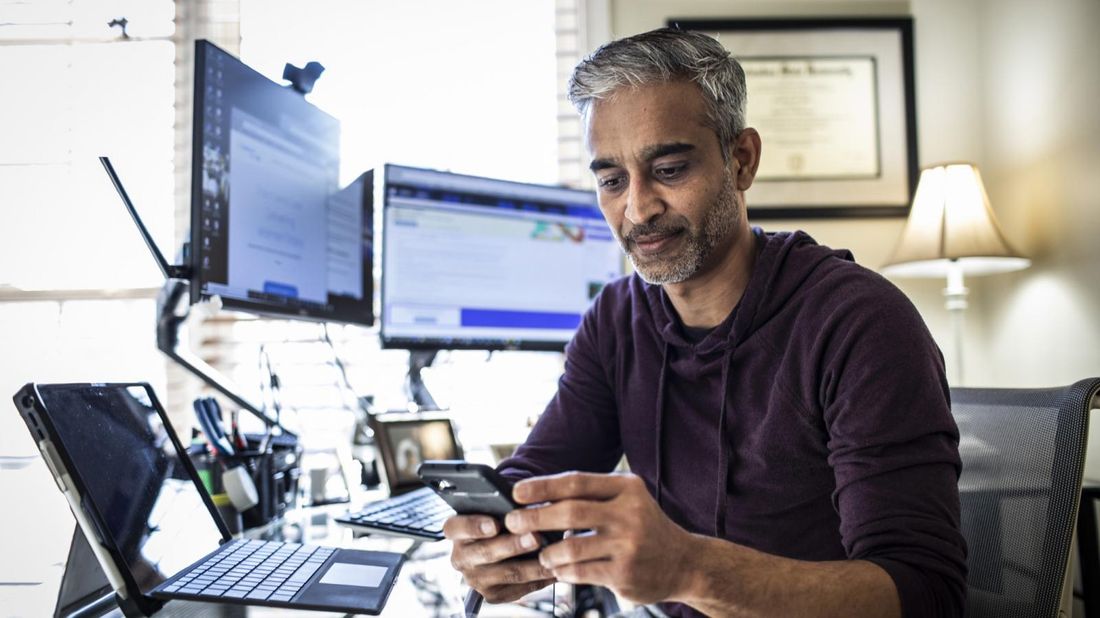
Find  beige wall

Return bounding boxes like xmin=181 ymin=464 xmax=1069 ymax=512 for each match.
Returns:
xmin=974 ymin=0 xmax=1100 ymax=387
xmin=591 ymin=0 xmax=1099 ymax=388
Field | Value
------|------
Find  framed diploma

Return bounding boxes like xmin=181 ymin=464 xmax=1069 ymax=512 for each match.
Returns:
xmin=669 ymin=18 xmax=918 ymax=219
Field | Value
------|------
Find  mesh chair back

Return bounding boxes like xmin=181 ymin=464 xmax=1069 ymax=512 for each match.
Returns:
xmin=952 ymin=378 xmax=1100 ymax=618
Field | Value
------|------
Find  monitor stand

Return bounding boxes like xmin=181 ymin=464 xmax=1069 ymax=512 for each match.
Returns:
xmin=405 ymin=350 xmax=443 ymax=412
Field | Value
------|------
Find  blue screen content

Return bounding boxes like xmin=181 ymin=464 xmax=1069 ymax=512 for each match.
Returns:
xmin=380 ymin=164 xmax=623 ymax=350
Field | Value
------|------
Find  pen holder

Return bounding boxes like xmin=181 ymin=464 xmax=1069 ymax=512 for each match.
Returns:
xmin=236 ymin=436 xmax=302 ymax=529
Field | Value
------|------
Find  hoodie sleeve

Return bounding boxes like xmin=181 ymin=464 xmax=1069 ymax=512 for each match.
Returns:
xmin=497 ymin=291 xmax=623 ymax=482
xmin=816 ymin=273 xmax=967 ymax=618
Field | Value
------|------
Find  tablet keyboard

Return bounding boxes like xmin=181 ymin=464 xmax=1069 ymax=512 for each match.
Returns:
xmin=336 ymin=487 xmax=453 ymax=541
xmin=162 ymin=539 xmax=334 ymax=602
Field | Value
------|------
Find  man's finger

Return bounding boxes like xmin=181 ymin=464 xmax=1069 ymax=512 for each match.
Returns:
xmin=505 ymin=498 xmax=606 ymax=535
xmin=452 ymin=532 xmax=544 ymax=570
xmin=513 ymin=471 xmax=633 ymax=505
xmin=480 ymin=579 xmax=556 ymax=605
xmin=549 ymin=558 xmax=614 ymax=587
xmin=538 ymin=532 xmax=616 ymax=569
xmin=443 ymin=514 xmax=499 ymax=540
xmin=466 ymin=559 xmax=554 ymax=591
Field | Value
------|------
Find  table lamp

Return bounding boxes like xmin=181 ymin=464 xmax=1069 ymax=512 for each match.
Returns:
xmin=881 ymin=162 xmax=1030 ymax=385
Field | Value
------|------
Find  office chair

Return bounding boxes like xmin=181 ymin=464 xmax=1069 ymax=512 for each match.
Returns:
xmin=952 ymin=377 xmax=1100 ymax=618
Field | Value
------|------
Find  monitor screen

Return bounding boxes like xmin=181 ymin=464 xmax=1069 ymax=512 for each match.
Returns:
xmin=371 ymin=415 xmax=461 ymax=489
xmin=380 ymin=164 xmax=622 ymax=351
xmin=190 ymin=40 xmax=374 ymax=326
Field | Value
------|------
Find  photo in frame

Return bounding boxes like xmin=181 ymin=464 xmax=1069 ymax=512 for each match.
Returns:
xmin=669 ymin=18 xmax=918 ymax=219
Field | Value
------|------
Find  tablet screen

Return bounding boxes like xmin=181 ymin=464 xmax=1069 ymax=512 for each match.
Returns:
xmin=37 ymin=384 xmax=225 ymax=594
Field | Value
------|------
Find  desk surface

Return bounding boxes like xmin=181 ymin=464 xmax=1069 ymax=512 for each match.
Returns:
xmin=145 ymin=504 xmax=560 ymax=617
xmin=0 ymin=458 xmax=560 ymax=617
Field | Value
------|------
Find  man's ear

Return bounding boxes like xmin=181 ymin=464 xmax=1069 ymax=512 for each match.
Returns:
xmin=730 ymin=128 xmax=761 ymax=191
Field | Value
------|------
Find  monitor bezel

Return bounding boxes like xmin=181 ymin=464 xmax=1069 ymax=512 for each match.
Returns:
xmin=378 ymin=163 xmax=615 ymax=353
xmin=189 ymin=40 xmax=374 ymax=327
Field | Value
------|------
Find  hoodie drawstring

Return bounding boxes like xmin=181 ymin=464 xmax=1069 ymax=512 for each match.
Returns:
xmin=714 ymin=350 xmax=733 ymax=538
xmin=654 ymin=341 xmax=733 ymax=540
xmin=654 ymin=341 xmax=671 ymax=509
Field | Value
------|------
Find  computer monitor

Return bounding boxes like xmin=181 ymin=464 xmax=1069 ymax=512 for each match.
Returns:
xmin=380 ymin=164 xmax=623 ymax=351
xmin=190 ymin=40 xmax=374 ymax=327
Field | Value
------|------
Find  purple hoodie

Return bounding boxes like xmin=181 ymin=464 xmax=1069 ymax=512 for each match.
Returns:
xmin=498 ymin=229 xmax=966 ymax=617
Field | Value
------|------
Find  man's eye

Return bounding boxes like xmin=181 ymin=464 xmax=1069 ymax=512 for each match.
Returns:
xmin=654 ymin=165 xmax=686 ymax=180
xmin=598 ymin=175 xmax=625 ymax=191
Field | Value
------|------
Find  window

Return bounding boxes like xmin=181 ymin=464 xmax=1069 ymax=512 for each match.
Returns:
xmin=0 ymin=1 xmax=176 ymax=457
xmin=238 ymin=0 xmax=558 ymax=186
xmin=0 ymin=0 xmax=178 ymax=599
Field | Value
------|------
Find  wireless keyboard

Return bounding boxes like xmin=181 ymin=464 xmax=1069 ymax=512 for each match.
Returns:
xmin=336 ymin=487 xmax=454 ymax=541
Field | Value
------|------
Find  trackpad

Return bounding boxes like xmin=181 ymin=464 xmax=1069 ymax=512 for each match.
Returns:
xmin=319 ymin=563 xmax=387 ymax=587
xmin=293 ymin=549 xmax=404 ymax=614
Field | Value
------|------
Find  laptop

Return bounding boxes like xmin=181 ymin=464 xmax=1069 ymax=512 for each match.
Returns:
xmin=335 ymin=413 xmax=461 ymax=541
xmin=12 ymin=382 xmax=404 ymax=616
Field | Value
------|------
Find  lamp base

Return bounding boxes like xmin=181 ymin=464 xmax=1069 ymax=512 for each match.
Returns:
xmin=944 ymin=260 xmax=967 ymax=385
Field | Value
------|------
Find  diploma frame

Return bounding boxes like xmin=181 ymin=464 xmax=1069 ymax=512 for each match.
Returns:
xmin=670 ymin=17 xmax=918 ymax=219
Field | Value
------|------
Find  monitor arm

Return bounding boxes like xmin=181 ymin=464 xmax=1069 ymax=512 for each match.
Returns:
xmin=156 ymin=278 xmax=288 ymax=433
xmin=405 ymin=350 xmax=443 ymax=412
xmin=102 ymin=156 xmax=290 ymax=435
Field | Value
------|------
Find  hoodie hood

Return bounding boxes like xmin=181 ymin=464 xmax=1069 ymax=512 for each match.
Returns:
xmin=647 ymin=228 xmax=855 ymax=354
xmin=645 ymin=228 xmax=855 ymax=537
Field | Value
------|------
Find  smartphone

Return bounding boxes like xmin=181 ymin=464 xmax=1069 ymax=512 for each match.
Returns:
xmin=417 ymin=460 xmax=563 ymax=545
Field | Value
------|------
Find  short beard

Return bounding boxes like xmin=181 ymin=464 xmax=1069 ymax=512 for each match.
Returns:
xmin=624 ymin=171 xmax=740 ymax=285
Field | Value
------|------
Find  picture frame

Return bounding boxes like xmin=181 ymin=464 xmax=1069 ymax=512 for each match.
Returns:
xmin=669 ymin=17 xmax=918 ymax=219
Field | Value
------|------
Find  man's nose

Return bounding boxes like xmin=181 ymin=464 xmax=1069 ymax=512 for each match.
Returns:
xmin=623 ymin=177 xmax=665 ymax=225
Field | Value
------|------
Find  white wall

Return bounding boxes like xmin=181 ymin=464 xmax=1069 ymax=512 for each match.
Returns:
xmin=592 ymin=0 xmax=1099 ymax=388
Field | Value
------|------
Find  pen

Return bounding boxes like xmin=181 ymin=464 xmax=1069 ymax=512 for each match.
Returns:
xmin=206 ymin=398 xmax=236 ymax=454
xmin=230 ymin=408 xmax=246 ymax=451
xmin=463 ymin=589 xmax=483 ymax=618
xmin=194 ymin=398 xmax=235 ymax=458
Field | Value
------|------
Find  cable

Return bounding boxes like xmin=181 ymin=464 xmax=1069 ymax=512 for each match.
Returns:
xmin=257 ymin=343 xmax=284 ymax=423
xmin=321 ymin=323 xmax=373 ymax=418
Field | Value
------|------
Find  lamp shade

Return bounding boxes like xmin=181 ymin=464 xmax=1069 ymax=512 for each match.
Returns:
xmin=882 ymin=163 xmax=1030 ymax=277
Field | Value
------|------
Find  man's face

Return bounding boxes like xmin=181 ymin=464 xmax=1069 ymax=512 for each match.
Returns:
xmin=584 ymin=80 xmax=741 ymax=284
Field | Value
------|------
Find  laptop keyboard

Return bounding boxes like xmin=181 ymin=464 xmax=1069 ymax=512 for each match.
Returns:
xmin=162 ymin=539 xmax=334 ymax=602
xmin=336 ymin=486 xmax=454 ymax=540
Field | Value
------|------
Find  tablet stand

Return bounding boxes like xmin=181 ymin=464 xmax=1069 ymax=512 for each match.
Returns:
xmin=54 ymin=526 xmax=116 ymax=618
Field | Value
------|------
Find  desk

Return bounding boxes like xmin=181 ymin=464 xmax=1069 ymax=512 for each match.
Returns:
xmin=147 ymin=503 xmax=561 ymax=617
xmin=6 ymin=497 xmax=562 ymax=617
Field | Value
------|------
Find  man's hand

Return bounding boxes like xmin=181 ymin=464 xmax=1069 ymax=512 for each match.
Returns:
xmin=442 ymin=514 xmax=555 ymax=604
xmin=505 ymin=471 xmax=695 ymax=605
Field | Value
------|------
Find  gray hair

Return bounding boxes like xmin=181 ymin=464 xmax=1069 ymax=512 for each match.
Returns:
xmin=568 ymin=27 xmax=747 ymax=160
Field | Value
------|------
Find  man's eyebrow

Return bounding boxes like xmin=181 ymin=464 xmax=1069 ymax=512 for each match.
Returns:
xmin=589 ymin=157 xmax=618 ymax=173
xmin=589 ymin=142 xmax=696 ymax=173
xmin=641 ymin=142 xmax=695 ymax=161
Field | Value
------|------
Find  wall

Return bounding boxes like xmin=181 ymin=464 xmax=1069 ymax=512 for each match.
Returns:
xmin=591 ymin=0 xmax=1098 ymax=389
xmin=975 ymin=0 xmax=1100 ymax=388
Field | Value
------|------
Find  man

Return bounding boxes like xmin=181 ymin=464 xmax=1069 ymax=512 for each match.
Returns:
xmin=444 ymin=27 xmax=966 ymax=617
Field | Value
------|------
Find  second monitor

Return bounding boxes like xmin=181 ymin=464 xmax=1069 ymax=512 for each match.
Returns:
xmin=381 ymin=164 xmax=622 ymax=352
